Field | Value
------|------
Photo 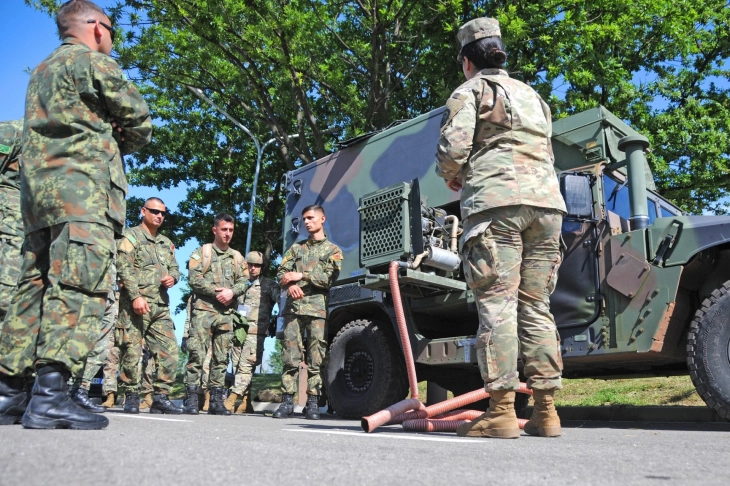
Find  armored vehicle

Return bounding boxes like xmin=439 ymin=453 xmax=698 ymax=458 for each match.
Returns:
xmin=281 ymin=106 xmax=730 ymax=419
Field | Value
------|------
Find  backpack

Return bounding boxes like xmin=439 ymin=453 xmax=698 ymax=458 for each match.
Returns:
xmin=199 ymin=243 xmax=246 ymax=280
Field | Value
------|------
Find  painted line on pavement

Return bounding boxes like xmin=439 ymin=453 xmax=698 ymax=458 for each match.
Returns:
xmin=284 ymin=428 xmax=481 ymax=443
xmin=110 ymin=414 xmax=193 ymax=423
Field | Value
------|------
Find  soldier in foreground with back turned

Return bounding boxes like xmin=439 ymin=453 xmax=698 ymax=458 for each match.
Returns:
xmin=0 ymin=120 xmax=25 ymax=325
xmin=116 ymin=198 xmax=181 ymax=414
xmin=435 ymin=17 xmax=566 ymax=438
xmin=225 ymin=251 xmax=279 ymax=413
xmin=273 ymin=205 xmax=342 ymax=420
xmin=183 ymin=213 xmax=248 ymax=416
xmin=0 ymin=0 xmax=151 ymax=429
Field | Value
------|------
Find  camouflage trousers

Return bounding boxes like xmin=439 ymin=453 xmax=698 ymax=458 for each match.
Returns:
xmin=102 ymin=334 xmax=155 ymax=395
xmin=0 ymin=235 xmax=23 ymax=323
xmin=281 ymin=315 xmax=326 ymax=396
xmin=0 ymin=222 xmax=114 ymax=377
xmin=461 ymin=205 xmax=564 ymax=392
xmin=230 ymin=334 xmax=266 ymax=395
xmin=116 ymin=301 xmax=177 ymax=394
xmin=78 ymin=293 xmax=117 ymax=390
xmin=185 ymin=309 xmax=232 ymax=389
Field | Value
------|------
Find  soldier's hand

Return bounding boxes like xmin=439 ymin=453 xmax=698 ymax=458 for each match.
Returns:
xmin=181 ymin=337 xmax=188 ymax=353
xmin=160 ymin=275 xmax=175 ymax=288
xmin=287 ymin=284 xmax=305 ymax=300
xmin=215 ymin=287 xmax=235 ymax=306
xmin=111 ymin=120 xmax=125 ymax=142
xmin=280 ymin=272 xmax=303 ymax=285
xmin=133 ymin=296 xmax=151 ymax=315
xmin=446 ymin=179 xmax=462 ymax=192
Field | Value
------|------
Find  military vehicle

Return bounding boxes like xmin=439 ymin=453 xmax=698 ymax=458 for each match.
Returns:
xmin=281 ymin=106 xmax=730 ymax=420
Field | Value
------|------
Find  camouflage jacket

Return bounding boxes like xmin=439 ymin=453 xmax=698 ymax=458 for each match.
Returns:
xmin=188 ymin=244 xmax=248 ymax=314
xmin=277 ymin=237 xmax=343 ymax=318
xmin=183 ymin=296 xmax=192 ymax=338
xmin=238 ymin=276 xmax=279 ymax=334
xmin=21 ymin=37 xmax=152 ymax=235
xmin=435 ymin=68 xmax=566 ymax=227
xmin=117 ymin=225 xmax=179 ymax=306
xmin=0 ymin=119 xmax=24 ymax=239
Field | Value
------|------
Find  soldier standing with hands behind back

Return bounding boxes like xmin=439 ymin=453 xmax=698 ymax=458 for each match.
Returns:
xmin=435 ymin=17 xmax=566 ymax=439
xmin=0 ymin=0 xmax=151 ymax=429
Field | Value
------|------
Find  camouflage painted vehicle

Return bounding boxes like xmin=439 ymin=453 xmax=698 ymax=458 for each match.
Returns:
xmin=281 ymin=106 xmax=730 ymax=420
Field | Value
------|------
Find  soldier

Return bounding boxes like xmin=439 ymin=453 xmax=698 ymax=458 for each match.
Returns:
xmin=181 ymin=296 xmax=213 ymax=411
xmin=0 ymin=120 xmax=24 ymax=324
xmin=435 ymin=18 xmax=567 ymax=438
xmin=116 ymin=197 xmax=181 ymax=414
xmin=224 ymin=251 xmax=279 ymax=413
xmin=0 ymin=0 xmax=151 ymax=429
xmin=183 ymin=213 xmax=248 ymax=415
xmin=273 ymin=205 xmax=342 ymax=420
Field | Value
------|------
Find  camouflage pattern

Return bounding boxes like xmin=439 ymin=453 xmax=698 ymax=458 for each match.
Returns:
xmin=116 ymin=225 xmax=180 ymax=394
xmin=280 ymin=316 xmax=327 ymax=395
xmin=101 ymin=333 xmax=155 ymax=395
xmin=0 ymin=120 xmax=25 ymax=322
xmin=21 ymin=38 xmax=151 ymax=236
xmin=182 ymin=296 xmax=212 ymax=390
xmin=461 ymin=206 xmax=563 ymax=391
xmin=277 ymin=238 xmax=343 ymax=318
xmin=230 ymin=334 xmax=267 ymax=395
xmin=0 ymin=222 xmax=114 ymax=377
xmin=457 ymin=17 xmax=501 ymax=47
xmin=185 ymin=244 xmax=248 ymax=388
xmin=139 ymin=343 xmax=156 ymax=396
xmin=435 ymin=69 xmax=566 ymax=221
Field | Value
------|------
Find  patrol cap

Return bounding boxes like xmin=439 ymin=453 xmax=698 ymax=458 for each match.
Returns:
xmin=246 ymin=251 xmax=264 ymax=265
xmin=456 ymin=17 xmax=501 ymax=62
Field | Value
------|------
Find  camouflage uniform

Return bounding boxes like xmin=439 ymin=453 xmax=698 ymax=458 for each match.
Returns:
xmin=435 ymin=65 xmax=567 ymax=392
xmin=0 ymin=120 xmax=24 ymax=323
xmin=182 ymin=298 xmax=212 ymax=390
xmin=277 ymin=238 xmax=342 ymax=396
xmin=230 ymin=276 xmax=278 ymax=396
xmin=0 ymin=37 xmax=151 ymax=378
xmin=116 ymin=225 xmax=179 ymax=394
xmin=185 ymin=245 xmax=248 ymax=389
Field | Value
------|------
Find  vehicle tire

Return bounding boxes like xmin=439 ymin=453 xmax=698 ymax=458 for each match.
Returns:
xmin=326 ymin=319 xmax=408 ymax=419
xmin=687 ymin=281 xmax=730 ymax=420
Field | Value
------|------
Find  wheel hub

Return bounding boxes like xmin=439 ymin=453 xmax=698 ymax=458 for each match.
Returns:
xmin=344 ymin=350 xmax=374 ymax=393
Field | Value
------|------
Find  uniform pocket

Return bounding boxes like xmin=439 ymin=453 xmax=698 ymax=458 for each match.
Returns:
xmin=58 ymin=223 xmax=114 ymax=294
xmin=476 ymin=331 xmax=498 ymax=381
xmin=555 ymin=330 xmax=564 ymax=370
xmin=461 ymin=222 xmax=500 ymax=291
xmin=545 ymin=252 xmax=563 ymax=295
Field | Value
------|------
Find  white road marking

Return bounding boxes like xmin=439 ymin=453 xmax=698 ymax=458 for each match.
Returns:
xmin=110 ymin=414 xmax=193 ymax=423
xmin=284 ymin=428 xmax=483 ymax=443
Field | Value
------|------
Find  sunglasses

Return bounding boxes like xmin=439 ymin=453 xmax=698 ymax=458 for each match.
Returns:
xmin=143 ymin=207 xmax=167 ymax=217
xmin=87 ymin=19 xmax=116 ymax=43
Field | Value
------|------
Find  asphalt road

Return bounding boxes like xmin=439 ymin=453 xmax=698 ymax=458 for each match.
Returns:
xmin=1 ymin=410 xmax=729 ymax=486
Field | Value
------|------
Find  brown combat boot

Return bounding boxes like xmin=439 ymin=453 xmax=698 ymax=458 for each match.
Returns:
xmin=235 ymin=390 xmax=253 ymax=414
xmin=224 ymin=391 xmax=240 ymax=413
xmin=139 ymin=393 xmax=153 ymax=410
xmin=456 ymin=390 xmax=520 ymax=439
xmin=101 ymin=392 xmax=116 ymax=408
xmin=202 ymin=390 xmax=210 ymax=412
xmin=524 ymin=389 xmax=561 ymax=437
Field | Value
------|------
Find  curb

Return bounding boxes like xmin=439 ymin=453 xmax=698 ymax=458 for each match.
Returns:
xmin=532 ymin=406 xmax=727 ymax=423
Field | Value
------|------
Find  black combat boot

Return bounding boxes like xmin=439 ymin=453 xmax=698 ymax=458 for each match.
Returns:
xmin=21 ymin=364 xmax=109 ymax=430
xmin=150 ymin=394 xmax=183 ymax=414
xmin=124 ymin=392 xmax=140 ymax=414
xmin=71 ymin=387 xmax=106 ymax=413
xmin=182 ymin=385 xmax=199 ymax=415
xmin=304 ymin=394 xmax=320 ymax=420
xmin=272 ymin=393 xmax=294 ymax=419
xmin=207 ymin=387 xmax=231 ymax=416
xmin=0 ymin=373 xmax=28 ymax=425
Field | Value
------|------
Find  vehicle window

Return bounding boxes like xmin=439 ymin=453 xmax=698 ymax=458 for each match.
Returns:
xmin=660 ymin=206 xmax=678 ymax=217
xmin=603 ymin=174 xmax=658 ymax=223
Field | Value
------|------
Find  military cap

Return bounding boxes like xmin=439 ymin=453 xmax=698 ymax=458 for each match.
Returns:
xmin=457 ymin=17 xmax=501 ymax=61
xmin=246 ymin=251 xmax=264 ymax=265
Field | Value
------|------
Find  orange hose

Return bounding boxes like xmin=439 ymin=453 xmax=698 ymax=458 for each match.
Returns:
xmin=431 ymin=409 xmax=483 ymax=421
xmin=389 ymin=261 xmax=419 ymax=398
xmin=361 ymin=398 xmax=424 ymax=433
xmin=402 ymin=418 xmax=528 ymax=432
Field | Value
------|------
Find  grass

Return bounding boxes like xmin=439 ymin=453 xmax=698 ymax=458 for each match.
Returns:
xmin=170 ymin=373 xmax=283 ymax=400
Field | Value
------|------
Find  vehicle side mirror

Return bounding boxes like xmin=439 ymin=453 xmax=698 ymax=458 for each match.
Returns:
xmin=560 ymin=173 xmax=593 ymax=218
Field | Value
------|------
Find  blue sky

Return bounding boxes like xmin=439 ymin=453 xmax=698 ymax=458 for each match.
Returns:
xmin=0 ymin=1 xmax=278 ymax=366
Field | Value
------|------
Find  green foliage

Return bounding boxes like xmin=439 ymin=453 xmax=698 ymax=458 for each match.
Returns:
xmin=267 ymin=339 xmax=284 ymax=375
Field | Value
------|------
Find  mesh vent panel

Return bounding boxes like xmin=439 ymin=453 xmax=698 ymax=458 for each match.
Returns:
xmin=361 ymin=186 xmax=405 ymax=260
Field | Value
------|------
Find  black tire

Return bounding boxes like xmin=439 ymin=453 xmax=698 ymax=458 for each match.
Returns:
xmin=687 ymin=281 xmax=730 ymax=420
xmin=326 ymin=319 xmax=408 ymax=419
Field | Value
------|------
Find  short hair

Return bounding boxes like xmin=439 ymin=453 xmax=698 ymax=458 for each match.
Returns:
xmin=302 ymin=204 xmax=325 ymax=217
xmin=214 ymin=212 xmax=235 ymax=226
xmin=56 ymin=0 xmax=107 ymax=38
xmin=461 ymin=36 xmax=507 ymax=70
xmin=145 ymin=196 xmax=166 ymax=207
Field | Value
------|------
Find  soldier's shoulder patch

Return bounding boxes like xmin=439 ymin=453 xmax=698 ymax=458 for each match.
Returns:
xmin=0 ymin=144 xmax=10 ymax=154
xmin=126 ymin=234 xmax=137 ymax=244
xmin=332 ymin=252 xmax=343 ymax=260
xmin=441 ymin=92 xmax=468 ymax=128
xmin=118 ymin=237 xmax=135 ymax=253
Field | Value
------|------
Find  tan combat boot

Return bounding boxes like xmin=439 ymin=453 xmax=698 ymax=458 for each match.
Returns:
xmin=524 ymin=389 xmax=561 ymax=437
xmin=456 ymin=390 xmax=520 ymax=439
xmin=139 ymin=393 xmax=153 ymax=410
xmin=224 ymin=391 xmax=240 ymax=413
xmin=235 ymin=390 xmax=252 ymax=414
xmin=101 ymin=392 xmax=116 ymax=408
xmin=202 ymin=390 xmax=211 ymax=412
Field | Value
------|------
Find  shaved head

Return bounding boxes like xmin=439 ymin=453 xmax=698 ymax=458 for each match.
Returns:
xmin=56 ymin=0 xmax=108 ymax=38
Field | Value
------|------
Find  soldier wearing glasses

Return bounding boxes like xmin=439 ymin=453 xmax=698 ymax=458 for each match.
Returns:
xmin=116 ymin=198 xmax=182 ymax=415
